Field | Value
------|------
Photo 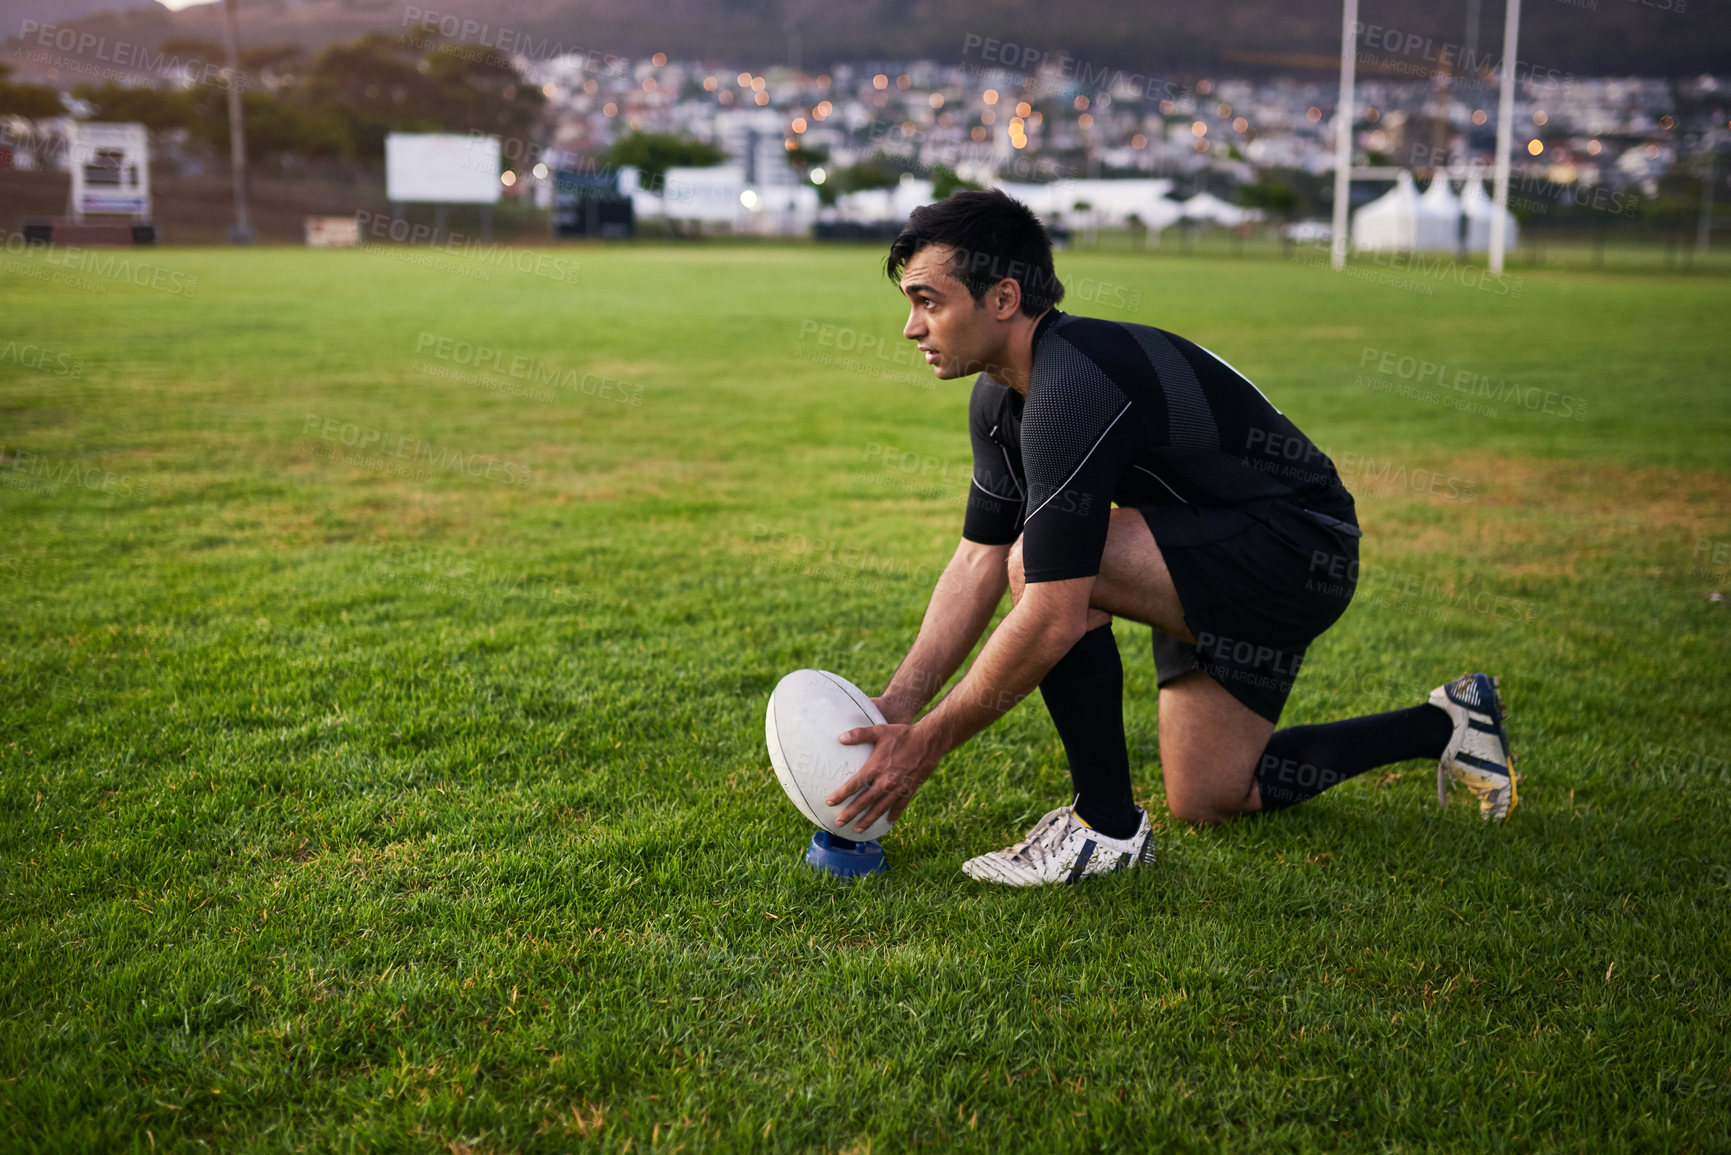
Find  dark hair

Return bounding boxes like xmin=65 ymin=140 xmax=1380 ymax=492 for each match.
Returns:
xmin=885 ymin=188 xmax=1064 ymax=316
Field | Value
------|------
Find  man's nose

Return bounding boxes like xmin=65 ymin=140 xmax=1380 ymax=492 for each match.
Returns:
xmin=903 ymin=310 xmax=924 ymax=340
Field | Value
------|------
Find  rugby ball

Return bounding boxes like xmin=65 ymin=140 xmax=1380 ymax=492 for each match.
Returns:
xmin=766 ymin=669 xmax=894 ymax=841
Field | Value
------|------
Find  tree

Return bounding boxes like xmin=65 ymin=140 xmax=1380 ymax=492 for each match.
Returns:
xmin=931 ymin=164 xmax=981 ymax=199
xmin=73 ymin=83 xmax=194 ymax=133
xmin=603 ymin=132 xmax=725 ymax=199
xmin=0 ymin=64 xmax=64 ymax=121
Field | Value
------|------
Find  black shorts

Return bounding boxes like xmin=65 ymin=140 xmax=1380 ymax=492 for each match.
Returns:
xmin=1141 ymin=497 xmax=1360 ymax=724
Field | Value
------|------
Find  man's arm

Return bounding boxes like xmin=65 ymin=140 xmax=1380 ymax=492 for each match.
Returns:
xmin=828 ymin=576 xmax=1094 ymax=831
xmin=876 ymin=538 xmax=1011 ymax=723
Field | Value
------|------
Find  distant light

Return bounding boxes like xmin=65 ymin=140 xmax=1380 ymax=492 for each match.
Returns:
xmin=1233 ymin=117 xmax=1248 ymax=133
xmin=1078 ymin=113 xmax=1093 ymax=129
xmin=1472 ymin=109 xmax=1488 ymax=126
xmin=751 ymin=76 xmax=766 ymax=91
xmin=928 ymin=92 xmax=944 ymax=109
xmin=1015 ymin=101 xmax=1031 ymax=118
xmin=500 ymin=171 xmax=517 ymax=187
xmin=896 ymin=74 xmax=911 ymax=89
xmin=1306 ymin=106 xmax=1322 ymax=123
xmin=737 ymin=72 xmax=752 ymax=87
xmin=970 ymin=125 xmax=988 ymax=142
xmin=1587 ymin=139 xmax=1602 ymax=155
xmin=1192 ymin=120 xmax=1207 ymax=136
xmin=1528 ymin=139 xmax=1544 ymax=156
xmin=1160 ymin=99 xmax=1175 ymax=115
xmin=740 ymin=189 xmax=759 ymax=209
xmin=718 ymin=90 xmax=733 ymax=105
xmin=542 ymin=82 xmax=556 ymax=97
xmin=791 ymin=117 xmax=807 ymax=133
xmin=642 ymin=77 xmax=657 ymax=92
xmin=1659 ymin=114 xmax=1675 ymax=129
xmin=1645 ymin=143 xmax=1661 ymax=158
xmin=982 ymin=89 xmax=998 ymax=105
xmin=603 ymin=102 xmax=617 ymax=117
xmin=873 ymin=74 xmax=889 ymax=90
xmin=583 ymin=79 xmax=598 ymax=95
xmin=652 ymin=52 xmax=667 ymax=66
xmin=754 ymin=91 xmax=769 ymax=106
xmin=1365 ymin=107 xmax=1379 ymax=123
xmin=901 ymin=121 xmax=916 ymax=136
xmin=1131 ymin=133 xmax=1147 ymax=149
xmin=810 ymin=167 xmax=827 ymax=185
xmin=532 ymin=162 xmax=549 ymax=179
xmin=1074 ymin=95 xmax=1089 ymax=111
xmin=1533 ymin=110 xmax=1548 ymax=125
xmin=703 ymin=76 xmax=718 ymax=91
xmin=1217 ymin=102 xmax=1231 ymax=118
xmin=1195 ymin=79 xmax=1212 ymax=95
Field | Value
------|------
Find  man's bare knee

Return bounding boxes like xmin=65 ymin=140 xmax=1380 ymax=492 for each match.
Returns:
xmin=1166 ymin=796 xmax=1235 ymax=825
xmin=1006 ymin=538 xmax=1026 ymax=606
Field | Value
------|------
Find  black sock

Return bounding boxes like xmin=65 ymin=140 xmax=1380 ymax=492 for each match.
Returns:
xmin=1039 ymin=623 xmax=1140 ymax=839
xmin=1254 ymin=703 xmax=1454 ymax=812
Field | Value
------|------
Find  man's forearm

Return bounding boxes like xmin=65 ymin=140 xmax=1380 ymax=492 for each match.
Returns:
xmin=914 ymin=594 xmax=1085 ymax=760
xmin=880 ymin=541 xmax=1009 ymax=721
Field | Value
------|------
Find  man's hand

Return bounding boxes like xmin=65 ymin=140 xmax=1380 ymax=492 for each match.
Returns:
xmin=826 ymin=722 xmax=937 ymax=832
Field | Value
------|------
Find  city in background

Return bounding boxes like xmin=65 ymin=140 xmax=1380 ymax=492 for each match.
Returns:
xmin=0 ymin=0 xmax=1724 ymax=257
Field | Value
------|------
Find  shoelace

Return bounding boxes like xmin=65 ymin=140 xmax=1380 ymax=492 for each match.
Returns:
xmin=1009 ymin=809 xmax=1073 ymax=866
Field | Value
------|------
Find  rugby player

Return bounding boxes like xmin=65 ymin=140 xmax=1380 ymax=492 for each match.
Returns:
xmin=826 ymin=190 xmax=1517 ymax=886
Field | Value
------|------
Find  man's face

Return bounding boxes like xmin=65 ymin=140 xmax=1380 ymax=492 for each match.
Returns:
xmin=899 ymin=244 xmax=1009 ymax=381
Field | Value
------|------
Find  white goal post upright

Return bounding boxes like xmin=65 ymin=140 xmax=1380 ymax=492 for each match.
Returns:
xmin=1330 ymin=0 xmax=1359 ymax=270
xmin=1333 ymin=0 xmax=1522 ymax=271
xmin=1489 ymin=0 xmax=1522 ymax=274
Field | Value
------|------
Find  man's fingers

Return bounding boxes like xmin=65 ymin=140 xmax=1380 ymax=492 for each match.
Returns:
xmin=837 ymin=724 xmax=886 ymax=746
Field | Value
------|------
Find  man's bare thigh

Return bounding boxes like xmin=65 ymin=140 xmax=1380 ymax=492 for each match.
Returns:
xmin=1090 ymin=507 xmax=1194 ymax=643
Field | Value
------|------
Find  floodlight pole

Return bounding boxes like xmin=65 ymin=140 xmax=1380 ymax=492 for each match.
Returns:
xmin=221 ymin=0 xmax=255 ymax=244
xmin=1330 ymin=0 xmax=1358 ymax=270
xmin=1489 ymin=0 xmax=1521 ymax=275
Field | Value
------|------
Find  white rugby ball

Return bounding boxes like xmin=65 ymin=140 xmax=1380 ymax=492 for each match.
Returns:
xmin=766 ymin=669 xmax=893 ymax=841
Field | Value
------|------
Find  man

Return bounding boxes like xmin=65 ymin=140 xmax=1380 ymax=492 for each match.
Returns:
xmin=825 ymin=189 xmax=1517 ymax=887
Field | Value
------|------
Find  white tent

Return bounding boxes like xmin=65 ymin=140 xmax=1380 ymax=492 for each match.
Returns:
xmin=1351 ymin=172 xmax=1437 ymax=251
xmin=1459 ymin=179 xmax=1518 ymax=253
xmin=1417 ymin=177 xmax=1465 ymax=251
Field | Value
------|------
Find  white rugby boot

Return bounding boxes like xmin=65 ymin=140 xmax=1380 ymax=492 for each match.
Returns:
xmin=1428 ymin=672 xmax=1519 ymax=821
xmin=962 ymin=803 xmax=1155 ymax=886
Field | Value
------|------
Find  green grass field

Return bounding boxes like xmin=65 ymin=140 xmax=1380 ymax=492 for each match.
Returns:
xmin=2 ymin=239 xmax=1729 ymax=1153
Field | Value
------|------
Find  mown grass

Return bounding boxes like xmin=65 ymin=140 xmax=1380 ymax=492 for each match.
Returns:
xmin=1 ymin=240 xmax=1728 ymax=1153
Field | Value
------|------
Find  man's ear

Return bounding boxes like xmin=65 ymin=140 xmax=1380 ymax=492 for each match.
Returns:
xmin=991 ymin=277 xmax=1023 ymax=320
